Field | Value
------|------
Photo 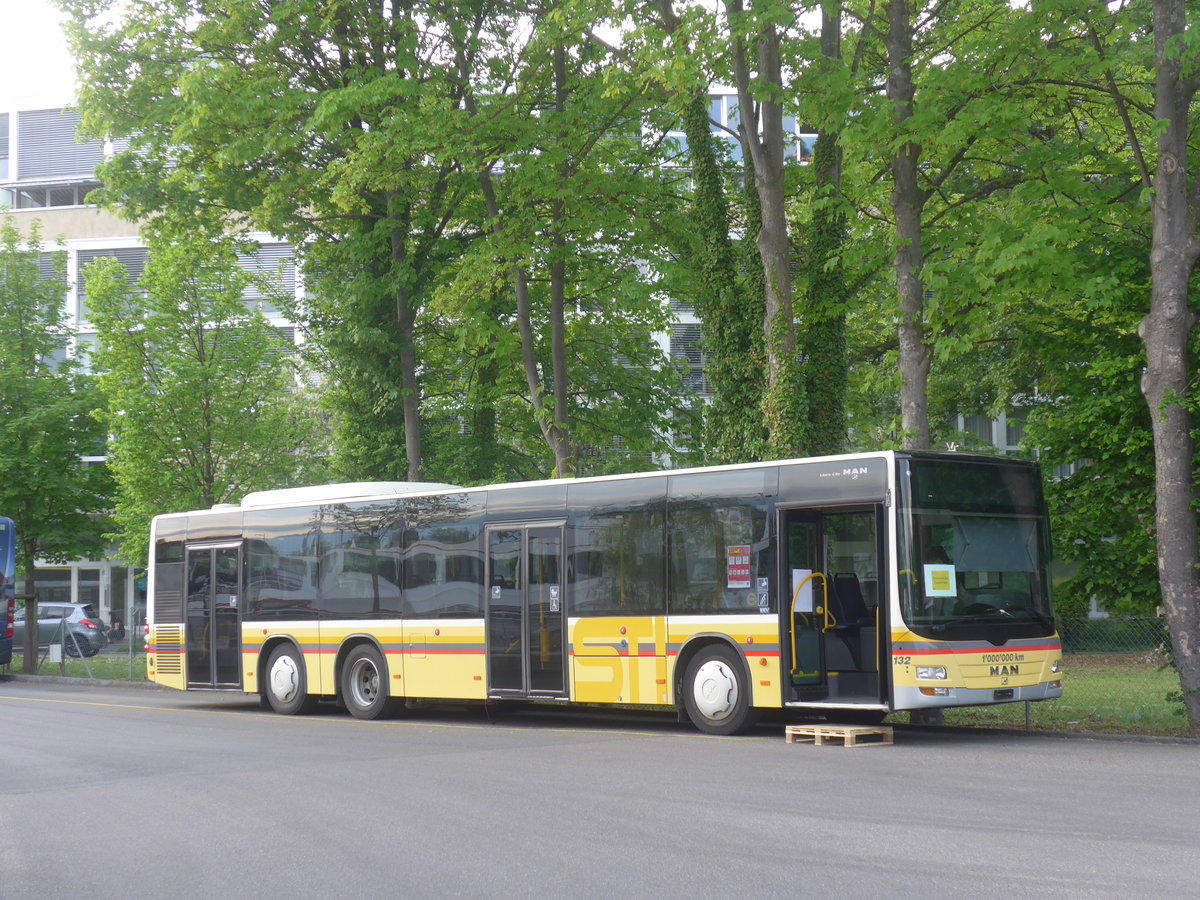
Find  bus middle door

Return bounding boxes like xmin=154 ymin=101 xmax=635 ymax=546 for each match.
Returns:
xmin=485 ymin=524 xmax=567 ymax=699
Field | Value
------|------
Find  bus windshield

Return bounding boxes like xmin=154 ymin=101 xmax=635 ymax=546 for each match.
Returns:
xmin=897 ymin=457 xmax=1054 ymax=642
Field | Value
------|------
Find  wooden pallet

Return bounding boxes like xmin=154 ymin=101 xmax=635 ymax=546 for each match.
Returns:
xmin=784 ymin=723 xmax=894 ymax=748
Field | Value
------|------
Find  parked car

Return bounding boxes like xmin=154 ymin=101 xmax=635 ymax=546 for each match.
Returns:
xmin=12 ymin=602 xmax=108 ymax=658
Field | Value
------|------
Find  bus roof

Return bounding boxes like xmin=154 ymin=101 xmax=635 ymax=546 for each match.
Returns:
xmin=155 ymin=450 xmax=1031 ymax=522
xmin=240 ymin=482 xmax=462 ymax=508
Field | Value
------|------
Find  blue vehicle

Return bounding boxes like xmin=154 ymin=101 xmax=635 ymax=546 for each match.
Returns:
xmin=0 ymin=517 xmax=14 ymax=666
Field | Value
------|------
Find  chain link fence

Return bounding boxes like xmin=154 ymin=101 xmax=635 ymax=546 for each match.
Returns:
xmin=945 ymin=616 xmax=1188 ymax=736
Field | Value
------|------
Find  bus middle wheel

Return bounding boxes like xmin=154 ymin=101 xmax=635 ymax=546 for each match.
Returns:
xmin=265 ymin=643 xmax=316 ymax=715
xmin=683 ymin=645 xmax=758 ymax=735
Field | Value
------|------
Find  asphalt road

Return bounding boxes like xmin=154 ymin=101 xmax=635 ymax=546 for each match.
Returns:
xmin=1 ymin=677 xmax=1196 ymax=899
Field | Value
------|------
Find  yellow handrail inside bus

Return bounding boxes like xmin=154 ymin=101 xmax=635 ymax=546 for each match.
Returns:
xmin=790 ymin=571 xmax=827 ymax=677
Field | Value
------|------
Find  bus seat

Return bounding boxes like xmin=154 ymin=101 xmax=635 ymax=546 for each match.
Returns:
xmin=831 ymin=574 xmax=870 ymax=626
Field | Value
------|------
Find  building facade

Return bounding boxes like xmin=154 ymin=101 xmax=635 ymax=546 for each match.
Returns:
xmin=1 ymin=103 xmax=300 ymax=631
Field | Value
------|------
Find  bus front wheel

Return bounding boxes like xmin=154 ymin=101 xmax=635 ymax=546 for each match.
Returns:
xmin=341 ymin=644 xmax=398 ymax=720
xmin=683 ymin=645 xmax=757 ymax=735
xmin=265 ymin=644 xmax=316 ymax=715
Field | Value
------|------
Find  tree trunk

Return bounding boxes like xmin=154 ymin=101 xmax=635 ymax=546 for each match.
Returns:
xmin=884 ymin=0 xmax=932 ymax=451
xmin=549 ymin=44 xmax=574 ymax=478
xmin=388 ymin=194 xmax=424 ymax=483
xmin=730 ymin=0 xmax=803 ymax=456
xmin=461 ymin=48 xmax=572 ymax=479
xmin=398 ymin=307 xmax=422 ymax=483
xmin=658 ymin=0 xmax=767 ymax=462
xmin=679 ymin=90 xmax=767 ymax=461
xmin=800 ymin=3 xmax=849 ymax=456
xmin=20 ymin=535 xmax=39 ymax=674
xmin=1142 ymin=0 xmax=1200 ymax=730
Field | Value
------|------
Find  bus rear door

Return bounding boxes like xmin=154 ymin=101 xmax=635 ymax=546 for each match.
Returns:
xmin=185 ymin=543 xmax=242 ymax=689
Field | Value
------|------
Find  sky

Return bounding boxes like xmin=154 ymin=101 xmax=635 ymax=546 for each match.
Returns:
xmin=0 ymin=1 xmax=78 ymax=108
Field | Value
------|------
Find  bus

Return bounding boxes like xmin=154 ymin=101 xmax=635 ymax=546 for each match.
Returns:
xmin=1 ymin=517 xmax=14 ymax=667
xmin=144 ymin=451 xmax=1063 ymax=733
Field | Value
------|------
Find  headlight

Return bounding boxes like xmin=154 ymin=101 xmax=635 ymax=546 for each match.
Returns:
xmin=916 ymin=666 xmax=947 ymax=680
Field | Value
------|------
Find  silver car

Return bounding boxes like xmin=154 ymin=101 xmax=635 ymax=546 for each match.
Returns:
xmin=12 ymin=602 xmax=108 ymax=658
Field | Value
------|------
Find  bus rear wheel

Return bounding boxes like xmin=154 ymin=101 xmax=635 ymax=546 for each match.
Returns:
xmin=341 ymin=644 xmax=397 ymax=720
xmin=265 ymin=643 xmax=316 ymax=715
xmin=683 ymin=645 xmax=758 ymax=735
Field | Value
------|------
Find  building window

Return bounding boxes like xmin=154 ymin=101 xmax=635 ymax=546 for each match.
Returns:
xmin=1005 ymin=415 xmax=1026 ymax=451
xmin=962 ymin=414 xmax=992 ymax=444
xmin=9 ymin=182 xmax=101 ymax=209
xmin=671 ymin=323 xmax=711 ymax=397
xmin=77 ymin=247 xmax=149 ymax=321
xmin=0 ymin=113 xmax=9 ymax=180
xmin=238 ymin=243 xmax=296 ymax=316
xmin=16 ymin=109 xmax=105 ymax=180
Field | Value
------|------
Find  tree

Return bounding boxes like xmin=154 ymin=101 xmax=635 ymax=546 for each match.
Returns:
xmin=968 ymin=0 xmax=1200 ymax=727
xmin=84 ymin=222 xmax=328 ymax=563
xmin=797 ymin=1 xmax=851 ymax=456
xmin=678 ymin=89 xmax=770 ymax=462
xmin=642 ymin=0 xmax=854 ymax=461
xmin=1142 ymin=0 xmax=1199 ymax=729
xmin=64 ymin=0 xmax=683 ymax=484
xmin=727 ymin=0 xmax=809 ymax=457
xmin=63 ymin=0 xmax=475 ymax=482
xmin=448 ymin=1 xmax=685 ymax=478
xmin=0 ymin=218 xmax=111 ymax=673
xmin=841 ymin=0 xmax=1052 ymax=449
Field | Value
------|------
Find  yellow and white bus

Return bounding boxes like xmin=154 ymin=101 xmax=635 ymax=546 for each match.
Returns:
xmin=145 ymin=451 xmax=1063 ymax=733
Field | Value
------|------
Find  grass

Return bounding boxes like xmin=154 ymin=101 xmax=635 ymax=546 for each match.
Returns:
xmin=15 ymin=642 xmax=149 ymax=682
xmin=942 ymin=651 xmax=1190 ymax=736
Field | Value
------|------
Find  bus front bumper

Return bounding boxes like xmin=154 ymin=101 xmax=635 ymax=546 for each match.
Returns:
xmin=894 ymin=679 xmax=1064 ymax=710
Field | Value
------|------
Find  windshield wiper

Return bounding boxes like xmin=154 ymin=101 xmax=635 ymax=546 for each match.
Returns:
xmin=929 ymin=610 xmax=1014 ymax=633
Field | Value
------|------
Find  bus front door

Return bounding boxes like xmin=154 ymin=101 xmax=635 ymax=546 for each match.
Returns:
xmin=782 ymin=507 xmax=885 ymax=711
xmin=486 ymin=525 xmax=567 ymax=699
xmin=185 ymin=544 xmax=242 ymax=689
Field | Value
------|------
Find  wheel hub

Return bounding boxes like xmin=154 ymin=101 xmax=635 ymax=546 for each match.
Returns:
xmin=692 ymin=659 xmax=738 ymax=721
xmin=270 ymin=654 xmax=300 ymax=703
xmin=350 ymin=659 xmax=379 ymax=706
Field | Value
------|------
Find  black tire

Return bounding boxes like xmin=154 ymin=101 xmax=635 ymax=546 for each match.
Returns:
xmin=682 ymin=644 xmax=758 ymax=735
xmin=64 ymin=634 xmax=93 ymax=657
xmin=264 ymin=643 xmax=317 ymax=715
xmin=341 ymin=644 xmax=397 ymax=720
